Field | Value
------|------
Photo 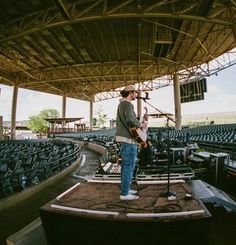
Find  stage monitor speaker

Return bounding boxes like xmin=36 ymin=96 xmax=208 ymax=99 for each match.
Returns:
xmin=209 ymin=153 xmax=230 ymax=187
xmin=170 ymin=148 xmax=186 ymax=165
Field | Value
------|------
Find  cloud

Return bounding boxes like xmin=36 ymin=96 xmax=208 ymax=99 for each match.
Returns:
xmin=0 ymin=85 xmax=13 ymax=120
xmin=207 ymin=83 xmax=220 ymax=93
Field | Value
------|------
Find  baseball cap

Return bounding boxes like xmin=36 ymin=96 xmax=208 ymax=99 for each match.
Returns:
xmin=122 ymin=85 xmax=136 ymax=92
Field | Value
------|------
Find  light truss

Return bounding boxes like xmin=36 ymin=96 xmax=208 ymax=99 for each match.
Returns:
xmin=0 ymin=0 xmax=235 ymax=103
xmin=94 ymin=48 xmax=236 ymax=102
xmin=177 ymin=47 xmax=236 ymax=82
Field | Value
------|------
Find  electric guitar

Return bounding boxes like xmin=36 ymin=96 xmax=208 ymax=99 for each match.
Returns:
xmin=129 ymin=107 xmax=148 ymax=143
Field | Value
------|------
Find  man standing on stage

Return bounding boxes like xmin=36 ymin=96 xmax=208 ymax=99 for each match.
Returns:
xmin=115 ymin=85 xmax=147 ymax=200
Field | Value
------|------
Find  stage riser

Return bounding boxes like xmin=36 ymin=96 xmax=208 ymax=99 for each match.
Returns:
xmin=40 ymin=209 xmax=209 ymax=245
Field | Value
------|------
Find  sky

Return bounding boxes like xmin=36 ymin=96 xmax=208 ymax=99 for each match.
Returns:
xmin=0 ymin=65 xmax=236 ymax=123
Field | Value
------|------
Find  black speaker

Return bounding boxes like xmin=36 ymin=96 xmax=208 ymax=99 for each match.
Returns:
xmin=180 ymin=78 xmax=207 ymax=103
xmin=208 ymin=153 xmax=229 ymax=187
xmin=170 ymin=148 xmax=186 ymax=165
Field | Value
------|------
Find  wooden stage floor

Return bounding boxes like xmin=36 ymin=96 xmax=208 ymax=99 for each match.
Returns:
xmin=40 ymin=181 xmax=211 ymax=245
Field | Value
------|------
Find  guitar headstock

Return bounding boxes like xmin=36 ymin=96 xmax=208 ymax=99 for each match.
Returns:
xmin=143 ymin=106 xmax=148 ymax=121
xmin=144 ymin=106 xmax=148 ymax=114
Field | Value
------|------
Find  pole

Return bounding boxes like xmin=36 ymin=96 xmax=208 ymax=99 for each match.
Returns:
xmin=141 ymin=98 xmax=176 ymax=199
xmin=167 ymin=118 xmax=170 ymax=194
xmin=173 ymin=73 xmax=182 ymax=130
xmin=11 ymin=85 xmax=18 ymax=140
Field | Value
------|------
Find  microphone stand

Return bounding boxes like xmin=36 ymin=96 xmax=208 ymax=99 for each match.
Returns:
xmin=140 ymin=98 xmax=176 ymax=199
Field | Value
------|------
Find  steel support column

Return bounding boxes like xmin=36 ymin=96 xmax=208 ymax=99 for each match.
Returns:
xmin=89 ymin=99 xmax=93 ymax=130
xmin=0 ymin=116 xmax=3 ymax=139
xmin=232 ymin=22 xmax=236 ymax=44
xmin=137 ymin=91 xmax=142 ymax=119
xmin=173 ymin=74 xmax=182 ymax=130
xmin=62 ymin=94 xmax=66 ymax=118
xmin=11 ymin=85 xmax=18 ymax=139
xmin=62 ymin=94 xmax=66 ymax=127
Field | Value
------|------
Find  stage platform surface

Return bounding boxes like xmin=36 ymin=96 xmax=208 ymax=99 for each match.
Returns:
xmin=43 ymin=181 xmax=209 ymax=219
xmin=40 ymin=181 xmax=211 ymax=245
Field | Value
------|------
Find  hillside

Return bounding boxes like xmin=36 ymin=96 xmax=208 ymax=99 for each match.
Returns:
xmin=149 ymin=111 xmax=236 ymax=127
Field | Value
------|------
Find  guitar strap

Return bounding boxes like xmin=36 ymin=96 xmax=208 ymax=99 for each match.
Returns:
xmin=117 ymin=105 xmax=133 ymax=137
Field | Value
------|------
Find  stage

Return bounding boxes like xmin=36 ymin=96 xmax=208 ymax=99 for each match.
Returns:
xmin=40 ymin=181 xmax=211 ymax=245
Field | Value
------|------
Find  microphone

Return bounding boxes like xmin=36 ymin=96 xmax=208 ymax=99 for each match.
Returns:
xmin=136 ymin=92 xmax=150 ymax=100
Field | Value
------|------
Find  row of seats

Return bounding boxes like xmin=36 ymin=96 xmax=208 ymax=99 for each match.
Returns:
xmin=0 ymin=139 xmax=81 ymax=198
xmin=169 ymin=124 xmax=236 ymax=143
xmin=55 ymin=123 xmax=236 ymax=163
xmin=56 ymin=124 xmax=236 ymax=145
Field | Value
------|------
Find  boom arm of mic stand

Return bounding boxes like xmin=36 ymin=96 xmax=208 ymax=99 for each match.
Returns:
xmin=142 ymin=100 xmax=176 ymax=123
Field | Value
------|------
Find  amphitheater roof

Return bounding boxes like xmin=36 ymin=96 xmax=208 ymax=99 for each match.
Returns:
xmin=0 ymin=0 xmax=236 ymax=101
xmin=45 ymin=117 xmax=83 ymax=124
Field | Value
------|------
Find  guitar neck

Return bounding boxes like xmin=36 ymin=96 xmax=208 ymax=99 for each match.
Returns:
xmin=142 ymin=107 xmax=148 ymax=123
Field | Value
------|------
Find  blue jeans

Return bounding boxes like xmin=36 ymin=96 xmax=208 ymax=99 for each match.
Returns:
xmin=120 ymin=142 xmax=137 ymax=196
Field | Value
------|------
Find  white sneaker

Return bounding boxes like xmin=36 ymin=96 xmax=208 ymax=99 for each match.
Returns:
xmin=120 ymin=194 xmax=139 ymax=200
xmin=129 ymin=189 xmax=137 ymax=195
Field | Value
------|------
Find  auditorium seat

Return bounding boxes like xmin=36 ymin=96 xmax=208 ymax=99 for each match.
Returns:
xmin=25 ymin=162 xmax=40 ymax=186
xmin=11 ymin=160 xmax=26 ymax=191
xmin=0 ymin=163 xmax=8 ymax=175
xmin=0 ymin=139 xmax=81 ymax=199
xmin=0 ymin=170 xmax=14 ymax=197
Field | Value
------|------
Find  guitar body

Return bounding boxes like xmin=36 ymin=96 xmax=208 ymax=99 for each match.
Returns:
xmin=129 ymin=106 xmax=148 ymax=143
xmin=129 ymin=127 xmax=147 ymax=143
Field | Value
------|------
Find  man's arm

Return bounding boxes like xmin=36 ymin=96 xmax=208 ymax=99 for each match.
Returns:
xmin=124 ymin=102 xmax=148 ymax=130
xmin=121 ymin=101 xmax=141 ymax=128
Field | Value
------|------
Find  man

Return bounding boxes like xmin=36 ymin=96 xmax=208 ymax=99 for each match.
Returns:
xmin=115 ymin=85 xmax=147 ymax=200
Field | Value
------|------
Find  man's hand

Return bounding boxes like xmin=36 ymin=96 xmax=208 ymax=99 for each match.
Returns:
xmin=141 ymin=122 xmax=148 ymax=129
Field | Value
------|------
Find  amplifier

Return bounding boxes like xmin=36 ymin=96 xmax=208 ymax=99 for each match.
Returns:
xmin=170 ymin=148 xmax=186 ymax=165
xmin=209 ymin=153 xmax=230 ymax=187
xmin=187 ymin=147 xmax=198 ymax=156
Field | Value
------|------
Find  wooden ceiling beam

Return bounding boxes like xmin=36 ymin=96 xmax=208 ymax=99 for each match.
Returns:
xmin=179 ymin=2 xmax=229 ymax=65
xmin=81 ymin=23 xmax=101 ymax=61
xmin=96 ymin=22 xmax=111 ymax=62
xmin=110 ymin=22 xmax=120 ymax=61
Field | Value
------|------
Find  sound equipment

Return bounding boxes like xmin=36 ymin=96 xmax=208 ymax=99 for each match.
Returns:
xmin=209 ymin=153 xmax=230 ymax=187
xmin=137 ymin=165 xmax=194 ymax=181
xmin=136 ymin=92 xmax=150 ymax=100
xmin=180 ymin=78 xmax=207 ymax=103
xmin=187 ymin=147 xmax=198 ymax=156
xmin=170 ymin=148 xmax=186 ymax=165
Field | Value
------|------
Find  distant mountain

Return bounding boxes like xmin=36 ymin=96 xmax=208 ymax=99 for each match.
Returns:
xmin=3 ymin=120 xmax=29 ymax=127
xmin=149 ymin=111 xmax=236 ymax=127
xmin=183 ymin=111 xmax=236 ymax=119
xmin=181 ymin=111 xmax=236 ymax=126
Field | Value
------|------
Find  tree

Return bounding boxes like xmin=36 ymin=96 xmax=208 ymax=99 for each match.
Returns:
xmin=94 ymin=106 xmax=108 ymax=128
xmin=27 ymin=108 xmax=59 ymax=133
xmin=92 ymin=118 xmax=97 ymax=127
